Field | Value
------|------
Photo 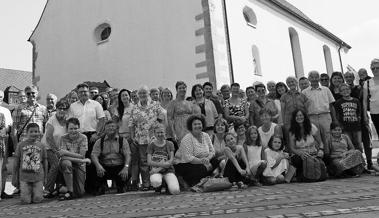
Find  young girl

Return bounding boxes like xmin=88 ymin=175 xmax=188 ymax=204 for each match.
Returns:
xmin=147 ymin=124 xmax=180 ymax=195
xmin=263 ymin=135 xmax=289 ymax=185
xmin=244 ymin=126 xmax=267 ymax=185
xmin=223 ymin=133 xmax=250 ymax=189
xmin=326 ymin=123 xmax=365 ymax=177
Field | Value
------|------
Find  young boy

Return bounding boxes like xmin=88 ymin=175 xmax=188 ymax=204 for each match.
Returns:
xmin=334 ymin=84 xmax=362 ymax=151
xmin=13 ymin=123 xmax=47 ymax=204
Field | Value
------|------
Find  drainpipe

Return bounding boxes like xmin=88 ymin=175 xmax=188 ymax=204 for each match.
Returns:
xmin=222 ymin=0 xmax=234 ymax=83
xmin=338 ymin=44 xmax=344 ymax=73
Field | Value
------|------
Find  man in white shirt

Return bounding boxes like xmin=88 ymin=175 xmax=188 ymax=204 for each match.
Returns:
xmin=0 ymin=90 xmax=13 ymax=199
xmin=302 ymin=71 xmax=336 ymax=142
xmin=68 ymin=83 xmax=105 ymax=194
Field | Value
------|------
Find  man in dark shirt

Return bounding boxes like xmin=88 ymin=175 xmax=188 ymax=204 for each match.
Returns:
xmin=203 ymin=82 xmax=223 ymax=117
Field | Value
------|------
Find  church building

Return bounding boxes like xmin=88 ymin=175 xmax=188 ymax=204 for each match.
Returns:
xmin=29 ymin=0 xmax=351 ymax=97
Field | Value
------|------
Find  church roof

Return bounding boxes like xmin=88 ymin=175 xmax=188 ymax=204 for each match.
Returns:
xmin=0 ymin=68 xmax=32 ymax=91
xmin=269 ymin=0 xmax=351 ymax=49
xmin=29 ymin=0 xmax=351 ymax=50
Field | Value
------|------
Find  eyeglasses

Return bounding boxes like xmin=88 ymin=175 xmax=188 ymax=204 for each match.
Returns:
xmin=26 ymin=92 xmax=36 ymax=96
xmin=371 ymin=67 xmax=379 ymax=71
xmin=57 ymin=108 xmax=68 ymax=111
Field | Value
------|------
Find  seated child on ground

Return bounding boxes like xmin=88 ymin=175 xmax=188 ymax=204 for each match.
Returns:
xmin=223 ymin=133 xmax=250 ymax=189
xmin=244 ymin=126 xmax=267 ymax=186
xmin=263 ymin=135 xmax=290 ymax=185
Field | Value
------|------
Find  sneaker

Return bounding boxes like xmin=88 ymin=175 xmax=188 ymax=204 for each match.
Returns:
xmin=1 ymin=192 xmax=13 ymax=199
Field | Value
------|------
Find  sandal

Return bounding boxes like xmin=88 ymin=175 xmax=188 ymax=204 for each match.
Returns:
xmin=43 ymin=191 xmax=57 ymax=199
xmin=237 ymin=181 xmax=248 ymax=189
xmin=58 ymin=192 xmax=73 ymax=201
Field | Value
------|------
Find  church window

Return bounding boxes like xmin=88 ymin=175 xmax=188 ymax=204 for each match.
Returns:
xmin=252 ymin=45 xmax=262 ymax=76
xmin=94 ymin=23 xmax=111 ymax=44
xmin=323 ymin=45 xmax=333 ymax=75
xmin=288 ymin=27 xmax=304 ymax=78
xmin=243 ymin=6 xmax=257 ymax=28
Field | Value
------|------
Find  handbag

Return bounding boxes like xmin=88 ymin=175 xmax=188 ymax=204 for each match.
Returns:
xmin=191 ymin=177 xmax=232 ymax=193
xmin=302 ymin=156 xmax=327 ymax=182
xmin=16 ymin=106 xmax=37 ymax=141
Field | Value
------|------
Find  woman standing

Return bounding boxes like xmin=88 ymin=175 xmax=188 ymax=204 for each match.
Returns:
xmin=329 ymin=72 xmax=345 ymax=101
xmin=167 ymin=81 xmax=200 ymax=143
xmin=93 ymin=95 xmax=111 ymax=121
xmin=224 ymin=83 xmax=249 ymax=130
xmin=42 ymin=100 xmax=70 ymax=198
xmin=111 ymin=89 xmax=134 ymax=139
xmin=274 ymin=82 xmax=288 ymax=124
xmin=191 ymin=84 xmax=218 ymax=136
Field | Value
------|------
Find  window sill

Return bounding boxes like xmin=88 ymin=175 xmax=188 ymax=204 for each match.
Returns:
xmin=246 ymin=22 xmax=256 ymax=29
xmin=96 ymin=38 xmax=110 ymax=45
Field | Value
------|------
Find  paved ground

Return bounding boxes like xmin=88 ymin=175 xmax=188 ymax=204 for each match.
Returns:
xmin=0 ymin=173 xmax=379 ymax=218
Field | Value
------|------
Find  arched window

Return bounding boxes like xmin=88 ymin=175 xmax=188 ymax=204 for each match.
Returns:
xmin=288 ymin=27 xmax=304 ymax=78
xmin=243 ymin=6 xmax=257 ymax=28
xmin=94 ymin=23 xmax=111 ymax=44
xmin=323 ymin=45 xmax=333 ymax=75
xmin=252 ymin=45 xmax=262 ymax=76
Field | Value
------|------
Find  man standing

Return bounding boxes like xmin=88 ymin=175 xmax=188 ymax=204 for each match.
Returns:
xmin=68 ymin=83 xmax=105 ymax=194
xmin=302 ymin=71 xmax=336 ymax=141
xmin=46 ymin=93 xmax=58 ymax=119
xmin=320 ymin=73 xmax=330 ymax=87
xmin=89 ymin=87 xmax=99 ymax=99
xmin=344 ymin=71 xmax=361 ymax=99
xmin=220 ymin=85 xmax=231 ymax=101
xmin=0 ymin=91 xmax=13 ymax=199
xmin=91 ymin=120 xmax=130 ymax=194
xmin=266 ymin=81 xmax=277 ymax=100
xmin=203 ymin=82 xmax=223 ymax=117
xmin=13 ymin=86 xmax=47 ymax=143
xmin=298 ymin=77 xmax=310 ymax=91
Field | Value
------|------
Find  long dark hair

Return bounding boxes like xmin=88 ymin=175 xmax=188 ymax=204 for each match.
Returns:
xmin=93 ymin=95 xmax=107 ymax=110
xmin=117 ymin=89 xmax=131 ymax=120
xmin=289 ymin=109 xmax=312 ymax=141
xmin=245 ymin=125 xmax=262 ymax=146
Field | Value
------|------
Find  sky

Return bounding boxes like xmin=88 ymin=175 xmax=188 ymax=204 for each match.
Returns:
xmin=0 ymin=0 xmax=378 ymax=73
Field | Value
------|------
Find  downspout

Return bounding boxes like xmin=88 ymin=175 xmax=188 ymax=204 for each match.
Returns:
xmin=338 ymin=44 xmax=344 ymax=73
xmin=222 ymin=0 xmax=234 ymax=83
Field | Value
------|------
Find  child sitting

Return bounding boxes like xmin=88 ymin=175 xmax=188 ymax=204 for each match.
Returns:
xmin=325 ymin=123 xmax=365 ymax=177
xmin=223 ymin=133 xmax=250 ymax=189
xmin=147 ymin=124 xmax=179 ymax=195
xmin=263 ymin=135 xmax=290 ymax=185
xmin=244 ymin=126 xmax=267 ymax=186
xmin=13 ymin=123 xmax=47 ymax=204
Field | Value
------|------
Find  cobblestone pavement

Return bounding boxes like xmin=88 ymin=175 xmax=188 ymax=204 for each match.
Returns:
xmin=1 ymin=174 xmax=379 ymax=218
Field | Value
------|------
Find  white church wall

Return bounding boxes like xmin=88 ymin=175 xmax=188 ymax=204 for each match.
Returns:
xmin=31 ymin=0 xmax=204 ymax=98
xmin=222 ymin=0 xmax=346 ymax=89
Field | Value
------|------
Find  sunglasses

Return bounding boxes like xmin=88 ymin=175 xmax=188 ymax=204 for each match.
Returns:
xmin=26 ymin=92 xmax=36 ymax=96
xmin=371 ymin=67 xmax=379 ymax=71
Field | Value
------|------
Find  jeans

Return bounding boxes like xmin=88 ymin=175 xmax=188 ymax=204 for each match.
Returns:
xmin=95 ymin=165 xmax=127 ymax=193
xmin=150 ymin=172 xmax=180 ymax=195
xmin=20 ymin=180 xmax=43 ymax=204
xmin=130 ymin=143 xmax=149 ymax=188
xmin=344 ymin=131 xmax=363 ymax=151
xmin=60 ymin=160 xmax=86 ymax=197
xmin=45 ymin=149 xmax=59 ymax=192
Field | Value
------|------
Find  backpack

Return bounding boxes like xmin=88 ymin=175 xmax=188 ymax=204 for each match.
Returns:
xmin=99 ymin=136 xmax=124 ymax=162
xmin=302 ymin=156 xmax=327 ymax=182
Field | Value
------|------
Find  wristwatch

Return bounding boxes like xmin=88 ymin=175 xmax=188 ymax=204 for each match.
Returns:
xmin=124 ymin=164 xmax=129 ymax=168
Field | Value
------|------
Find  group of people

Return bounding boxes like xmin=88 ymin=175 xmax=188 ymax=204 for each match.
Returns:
xmin=0 ymin=58 xmax=378 ymax=204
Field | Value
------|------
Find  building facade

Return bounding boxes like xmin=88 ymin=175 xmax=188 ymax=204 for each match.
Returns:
xmin=29 ymin=0 xmax=350 ymax=98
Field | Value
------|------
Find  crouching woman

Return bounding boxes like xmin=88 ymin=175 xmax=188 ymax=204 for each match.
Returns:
xmin=325 ymin=123 xmax=365 ymax=177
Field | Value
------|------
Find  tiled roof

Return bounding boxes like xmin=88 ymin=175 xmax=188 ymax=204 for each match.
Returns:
xmin=0 ymin=68 xmax=32 ymax=91
xmin=267 ymin=0 xmax=351 ymax=49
